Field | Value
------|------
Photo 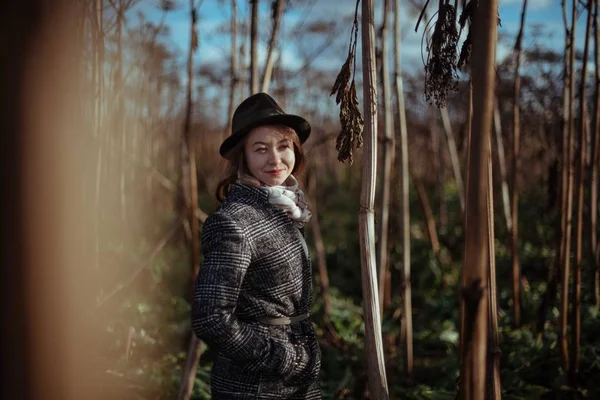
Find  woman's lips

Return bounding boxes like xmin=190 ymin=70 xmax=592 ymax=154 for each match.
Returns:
xmin=266 ymin=169 xmax=283 ymax=176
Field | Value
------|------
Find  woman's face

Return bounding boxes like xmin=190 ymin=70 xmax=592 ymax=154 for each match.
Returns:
xmin=244 ymin=125 xmax=296 ymax=186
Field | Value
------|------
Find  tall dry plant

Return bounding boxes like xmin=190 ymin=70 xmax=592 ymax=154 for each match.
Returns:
xmin=459 ymin=0 xmax=498 ymax=397
xmin=570 ymin=0 xmax=594 ymax=385
xmin=592 ymin=0 xmax=600 ymax=309
xmin=510 ymin=0 xmax=528 ymax=329
xmin=486 ymin=136 xmax=501 ymax=400
xmin=178 ymin=1 xmax=202 ymax=399
xmin=377 ymin=0 xmax=395 ymax=319
xmin=439 ymin=106 xmax=465 ymax=214
xmin=359 ymin=0 xmax=389 ymax=397
xmin=493 ymin=99 xmax=512 ymax=232
xmin=395 ymin=0 xmax=413 ymax=376
xmin=559 ymin=0 xmax=577 ymax=376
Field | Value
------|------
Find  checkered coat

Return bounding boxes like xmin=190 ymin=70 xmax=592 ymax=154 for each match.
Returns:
xmin=192 ymin=184 xmax=322 ymax=399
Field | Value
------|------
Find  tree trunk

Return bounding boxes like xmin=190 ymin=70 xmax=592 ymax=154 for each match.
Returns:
xmin=493 ymin=99 xmax=512 ymax=232
xmin=570 ymin=0 xmax=593 ymax=385
xmin=560 ymin=0 xmax=577 ymax=376
xmin=359 ymin=0 xmax=389 ymax=397
xmin=225 ymin=0 xmax=238 ymax=138
xmin=178 ymin=2 xmax=202 ymax=398
xmin=460 ymin=0 xmax=498 ymax=396
xmin=440 ymin=106 xmax=465 ymax=215
xmin=511 ymin=0 xmax=528 ymax=329
xmin=261 ymin=0 xmax=284 ymax=93
xmin=249 ymin=0 xmax=259 ymax=95
xmin=394 ymin=0 xmax=413 ymax=376
xmin=377 ymin=0 xmax=394 ymax=319
xmin=592 ymin=0 xmax=600 ymax=309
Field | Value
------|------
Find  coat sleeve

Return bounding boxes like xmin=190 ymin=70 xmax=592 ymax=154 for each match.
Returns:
xmin=192 ymin=212 xmax=297 ymax=375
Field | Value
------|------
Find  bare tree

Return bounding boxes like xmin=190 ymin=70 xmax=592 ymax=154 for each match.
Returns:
xmin=261 ymin=0 xmax=285 ymax=93
xmin=360 ymin=0 xmax=389 ymax=397
xmin=460 ymin=0 xmax=499 ymax=397
xmin=249 ymin=0 xmax=259 ymax=94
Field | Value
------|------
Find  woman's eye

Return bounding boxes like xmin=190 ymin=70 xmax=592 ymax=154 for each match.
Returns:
xmin=280 ymin=144 xmax=290 ymax=150
xmin=255 ymin=148 xmax=266 ymax=153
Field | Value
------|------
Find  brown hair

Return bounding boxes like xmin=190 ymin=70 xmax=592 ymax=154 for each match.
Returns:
xmin=216 ymin=125 xmax=306 ymax=202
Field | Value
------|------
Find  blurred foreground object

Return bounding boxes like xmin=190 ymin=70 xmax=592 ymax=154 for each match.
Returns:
xmin=1 ymin=1 xmax=118 ymax=399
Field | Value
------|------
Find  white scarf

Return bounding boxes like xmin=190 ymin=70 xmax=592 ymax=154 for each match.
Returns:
xmin=237 ymin=173 xmax=312 ymax=228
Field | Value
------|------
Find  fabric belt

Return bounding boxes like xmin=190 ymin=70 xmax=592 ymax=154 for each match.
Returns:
xmin=254 ymin=313 xmax=310 ymax=326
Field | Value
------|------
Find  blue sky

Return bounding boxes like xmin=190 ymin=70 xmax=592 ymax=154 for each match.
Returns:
xmin=126 ymin=0 xmax=592 ymax=120
xmin=131 ymin=0 xmax=588 ymax=69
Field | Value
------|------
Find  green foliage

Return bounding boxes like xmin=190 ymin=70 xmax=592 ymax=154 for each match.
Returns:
xmin=99 ymin=174 xmax=600 ymax=399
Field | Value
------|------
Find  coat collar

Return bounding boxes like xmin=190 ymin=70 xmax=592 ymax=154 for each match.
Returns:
xmin=227 ymin=183 xmax=269 ymax=207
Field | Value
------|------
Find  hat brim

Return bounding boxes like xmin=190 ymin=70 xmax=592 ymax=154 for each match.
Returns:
xmin=220 ymin=114 xmax=311 ymax=159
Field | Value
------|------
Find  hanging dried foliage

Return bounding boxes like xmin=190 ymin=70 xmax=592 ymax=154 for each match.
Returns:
xmin=330 ymin=0 xmax=363 ymax=164
xmin=424 ymin=2 xmax=459 ymax=107
xmin=414 ymin=0 xmax=502 ymax=107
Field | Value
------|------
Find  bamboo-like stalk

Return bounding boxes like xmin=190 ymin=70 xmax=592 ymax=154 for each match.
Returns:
xmin=492 ymin=100 xmax=512 ymax=232
xmin=592 ymin=0 xmax=600 ymax=309
xmin=487 ymin=135 xmax=501 ymax=400
xmin=249 ymin=0 xmax=258 ymax=95
xmin=261 ymin=0 xmax=284 ymax=93
xmin=377 ymin=0 xmax=394 ymax=319
xmin=440 ymin=106 xmax=465 ymax=215
xmin=360 ymin=0 xmax=388 ymax=397
xmin=460 ymin=0 xmax=498 ymax=396
xmin=560 ymin=0 xmax=577 ymax=375
xmin=394 ymin=0 xmax=412 ymax=376
xmin=570 ymin=0 xmax=593 ymax=384
xmin=511 ymin=0 xmax=528 ymax=329
xmin=178 ymin=1 xmax=202 ymax=398
xmin=460 ymin=83 xmax=474 ymax=359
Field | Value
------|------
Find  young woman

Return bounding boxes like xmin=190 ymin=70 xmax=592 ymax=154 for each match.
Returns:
xmin=192 ymin=92 xmax=322 ymax=399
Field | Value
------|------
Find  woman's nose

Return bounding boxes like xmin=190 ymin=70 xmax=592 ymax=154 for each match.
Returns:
xmin=267 ymin=149 xmax=280 ymax=164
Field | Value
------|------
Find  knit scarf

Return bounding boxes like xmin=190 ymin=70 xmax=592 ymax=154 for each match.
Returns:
xmin=237 ymin=173 xmax=312 ymax=228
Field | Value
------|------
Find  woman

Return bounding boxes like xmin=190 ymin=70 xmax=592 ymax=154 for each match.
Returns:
xmin=192 ymin=92 xmax=322 ymax=399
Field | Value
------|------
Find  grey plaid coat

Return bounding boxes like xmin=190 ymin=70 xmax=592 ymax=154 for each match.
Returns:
xmin=192 ymin=184 xmax=322 ymax=399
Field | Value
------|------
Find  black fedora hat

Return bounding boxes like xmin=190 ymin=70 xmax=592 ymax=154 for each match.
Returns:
xmin=220 ymin=92 xmax=311 ymax=158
